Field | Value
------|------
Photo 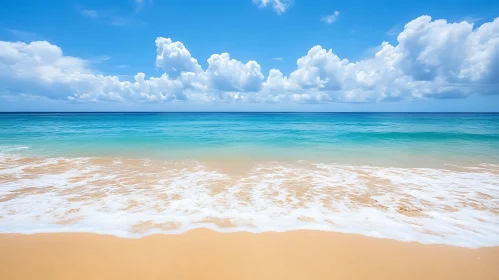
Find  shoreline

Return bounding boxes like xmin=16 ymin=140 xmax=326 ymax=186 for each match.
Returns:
xmin=1 ymin=226 xmax=498 ymax=249
xmin=1 ymin=230 xmax=498 ymax=280
xmin=3 ymin=150 xmax=499 ymax=169
xmin=2 ymin=153 xmax=499 ymax=248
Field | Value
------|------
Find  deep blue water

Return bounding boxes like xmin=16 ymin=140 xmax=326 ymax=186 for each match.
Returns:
xmin=1 ymin=113 xmax=498 ymax=166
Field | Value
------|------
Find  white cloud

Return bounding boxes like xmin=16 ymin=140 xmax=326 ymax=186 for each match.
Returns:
xmin=155 ymin=37 xmax=264 ymax=92
xmin=253 ymin=0 xmax=292 ymax=15
xmin=279 ymin=15 xmax=499 ymax=102
xmin=289 ymin=45 xmax=348 ymax=91
xmin=273 ymin=57 xmax=284 ymax=61
xmin=155 ymin=37 xmax=202 ymax=76
xmin=0 ymin=41 xmax=183 ymax=103
xmin=1 ymin=16 xmax=498 ymax=105
xmin=321 ymin=11 xmax=340 ymax=24
xmin=205 ymin=53 xmax=264 ymax=92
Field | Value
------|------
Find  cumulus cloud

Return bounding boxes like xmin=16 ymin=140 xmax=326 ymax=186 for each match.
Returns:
xmin=269 ymin=15 xmax=499 ymax=102
xmin=1 ymin=16 xmax=498 ymax=104
xmin=205 ymin=53 xmax=264 ymax=92
xmin=155 ymin=37 xmax=202 ymax=76
xmin=155 ymin=38 xmax=264 ymax=93
xmin=0 ymin=40 xmax=184 ymax=103
xmin=253 ymin=0 xmax=292 ymax=15
xmin=321 ymin=11 xmax=340 ymax=24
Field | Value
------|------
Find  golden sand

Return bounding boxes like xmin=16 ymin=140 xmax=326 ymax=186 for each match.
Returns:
xmin=1 ymin=230 xmax=498 ymax=280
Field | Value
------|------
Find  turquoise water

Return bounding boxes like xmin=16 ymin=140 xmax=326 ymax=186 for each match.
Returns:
xmin=1 ymin=112 xmax=499 ymax=166
xmin=2 ymin=112 xmax=499 ymax=246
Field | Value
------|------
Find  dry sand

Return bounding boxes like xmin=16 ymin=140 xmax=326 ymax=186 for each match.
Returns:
xmin=0 ymin=230 xmax=498 ymax=280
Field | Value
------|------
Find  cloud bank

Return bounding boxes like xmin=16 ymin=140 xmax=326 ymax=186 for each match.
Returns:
xmin=0 ymin=16 xmax=498 ymax=104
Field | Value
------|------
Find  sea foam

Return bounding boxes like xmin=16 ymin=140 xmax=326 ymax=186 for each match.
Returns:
xmin=0 ymin=152 xmax=498 ymax=248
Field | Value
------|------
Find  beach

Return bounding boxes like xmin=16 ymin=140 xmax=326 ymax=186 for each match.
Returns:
xmin=1 ymin=230 xmax=499 ymax=280
xmin=1 ymin=155 xmax=498 ymax=247
xmin=1 ymin=113 xmax=499 ymax=279
xmin=2 ymin=0 xmax=499 ymax=275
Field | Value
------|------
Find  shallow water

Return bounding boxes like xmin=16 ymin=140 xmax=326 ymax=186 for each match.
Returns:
xmin=1 ymin=113 xmax=498 ymax=247
xmin=1 ymin=112 xmax=499 ymax=165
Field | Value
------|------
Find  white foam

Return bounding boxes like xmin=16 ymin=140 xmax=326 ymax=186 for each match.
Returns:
xmin=0 ymin=155 xmax=498 ymax=248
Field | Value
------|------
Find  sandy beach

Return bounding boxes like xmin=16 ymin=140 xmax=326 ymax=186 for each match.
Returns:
xmin=1 ymin=230 xmax=498 ymax=280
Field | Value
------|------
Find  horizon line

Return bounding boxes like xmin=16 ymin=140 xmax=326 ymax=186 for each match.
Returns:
xmin=1 ymin=111 xmax=498 ymax=114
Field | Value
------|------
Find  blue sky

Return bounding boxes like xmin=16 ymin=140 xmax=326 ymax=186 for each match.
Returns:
xmin=0 ymin=0 xmax=498 ymax=111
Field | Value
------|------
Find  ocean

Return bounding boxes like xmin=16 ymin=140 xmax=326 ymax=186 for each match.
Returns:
xmin=1 ymin=112 xmax=498 ymax=247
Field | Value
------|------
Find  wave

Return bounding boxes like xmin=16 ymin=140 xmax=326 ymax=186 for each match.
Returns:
xmin=0 ymin=154 xmax=498 ymax=248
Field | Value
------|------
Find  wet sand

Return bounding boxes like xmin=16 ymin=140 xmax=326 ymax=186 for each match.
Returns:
xmin=1 ymin=230 xmax=498 ymax=280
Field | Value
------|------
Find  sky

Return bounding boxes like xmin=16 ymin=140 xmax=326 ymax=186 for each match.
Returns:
xmin=0 ymin=0 xmax=498 ymax=112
